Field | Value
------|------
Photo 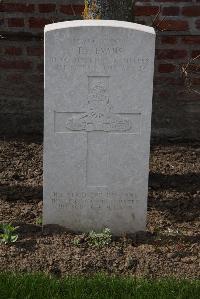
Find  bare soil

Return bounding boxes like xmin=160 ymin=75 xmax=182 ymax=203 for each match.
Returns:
xmin=0 ymin=138 xmax=199 ymax=279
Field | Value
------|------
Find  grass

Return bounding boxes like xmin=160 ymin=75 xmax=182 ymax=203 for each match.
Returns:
xmin=0 ymin=273 xmax=199 ymax=299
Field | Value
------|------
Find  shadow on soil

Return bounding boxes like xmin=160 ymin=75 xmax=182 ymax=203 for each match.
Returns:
xmin=149 ymin=171 xmax=200 ymax=192
xmin=0 ymin=135 xmax=43 ymax=144
xmin=148 ymin=172 xmax=200 ymax=222
xmin=1 ymin=185 xmax=42 ymax=202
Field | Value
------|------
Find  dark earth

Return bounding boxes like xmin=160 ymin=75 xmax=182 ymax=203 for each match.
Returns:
xmin=0 ymin=137 xmax=199 ymax=279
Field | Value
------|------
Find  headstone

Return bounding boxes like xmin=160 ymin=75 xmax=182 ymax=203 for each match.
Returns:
xmin=43 ymin=20 xmax=155 ymax=235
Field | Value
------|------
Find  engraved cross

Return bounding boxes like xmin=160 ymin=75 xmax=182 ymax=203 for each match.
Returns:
xmin=55 ymin=75 xmax=141 ymax=187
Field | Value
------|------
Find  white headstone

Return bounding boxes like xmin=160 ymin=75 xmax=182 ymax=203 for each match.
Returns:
xmin=43 ymin=20 xmax=155 ymax=235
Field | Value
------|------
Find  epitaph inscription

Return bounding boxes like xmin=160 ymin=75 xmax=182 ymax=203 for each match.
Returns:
xmin=50 ymin=191 xmax=138 ymax=210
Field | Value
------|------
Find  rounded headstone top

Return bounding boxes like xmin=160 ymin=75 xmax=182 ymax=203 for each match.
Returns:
xmin=45 ymin=20 xmax=155 ymax=35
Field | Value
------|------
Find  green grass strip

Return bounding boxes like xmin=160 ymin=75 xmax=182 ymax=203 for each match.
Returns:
xmin=0 ymin=273 xmax=199 ymax=299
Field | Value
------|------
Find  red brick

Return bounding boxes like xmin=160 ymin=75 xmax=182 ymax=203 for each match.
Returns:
xmin=158 ymin=64 xmax=176 ymax=73
xmin=182 ymin=6 xmax=200 ymax=17
xmin=157 ymin=49 xmax=188 ymax=59
xmin=0 ymin=59 xmax=32 ymax=70
xmin=27 ymin=47 xmax=43 ymax=56
xmin=38 ymin=4 xmax=56 ymax=13
xmin=7 ymin=18 xmax=24 ymax=27
xmin=5 ymin=47 xmax=22 ymax=56
xmin=60 ymin=5 xmax=84 ymax=15
xmin=29 ymin=17 xmax=51 ymax=28
xmin=163 ymin=7 xmax=180 ymax=16
xmin=135 ymin=6 xmax=159 ymax=16
xmin=191 ymin=78 xmax=200 ymax=85
xmin=157 ymin=20 xmax=189 ymax=31
xmin=182 ymin=36 xmax=200 ymax=44
xmin=0 ymin=4 xmax=34 ymax=13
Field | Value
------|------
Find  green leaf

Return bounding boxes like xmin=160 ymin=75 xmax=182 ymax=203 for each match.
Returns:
xmin=11 ymin=235 xmax=18 ymax=243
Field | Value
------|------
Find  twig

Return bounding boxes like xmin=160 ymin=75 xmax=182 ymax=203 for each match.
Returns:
xmin=70 ymin=4 xmax=76 ymax=17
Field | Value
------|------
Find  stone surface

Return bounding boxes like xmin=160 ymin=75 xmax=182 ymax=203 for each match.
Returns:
xmin=43 ymin=20 xmax=155 ymax=235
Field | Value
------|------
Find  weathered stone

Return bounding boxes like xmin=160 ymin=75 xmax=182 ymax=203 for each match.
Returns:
xmin=43 ymin=20 xmax=155 ymax=235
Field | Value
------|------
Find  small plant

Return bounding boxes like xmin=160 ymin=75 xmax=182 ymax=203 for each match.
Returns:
xmin=72 ymin=234 xmax=86 ymax=246
xmin=36 ymin=216 xmax=42 ymax=226
xmin=88 ymin=228 xmax=112 ymax=248
xmin=0 ymin=223 xmax=18 ymax=245
xmin=73 ymin=236 xmax=81 ymax=246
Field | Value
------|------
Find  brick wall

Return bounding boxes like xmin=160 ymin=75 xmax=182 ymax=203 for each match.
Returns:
xmin=135 ymin=0 xmax=200 ymax=140
xmin=0 ymin=0 xmax=200 ymax=140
